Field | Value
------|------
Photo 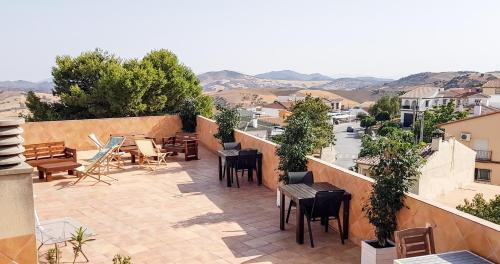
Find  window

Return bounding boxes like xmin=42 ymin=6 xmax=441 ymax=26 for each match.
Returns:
xmin=425 ymin=100 xmax=430 ymax=107
xmin=474 ymin=169 xmax=491 ymax=182
xmin=496 ymin=88 xmax=500 ymax=95
xmin=443 ymin=99 xmax=448 ymax=104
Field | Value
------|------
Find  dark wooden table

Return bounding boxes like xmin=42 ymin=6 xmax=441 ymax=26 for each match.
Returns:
xmin=37 ymin=161 xmax=82 ymax=182
xmin=217 ymin=149 xmax=263 ymax=187
xmin=394 ymin=250 xmax=494 ymax=264
xmin=279 ymin=182 xmax=351 ymax=244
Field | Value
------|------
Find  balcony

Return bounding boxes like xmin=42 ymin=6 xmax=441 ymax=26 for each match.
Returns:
xmin=475 ymin=150 xmax=492 ymax=161
xmin=2 ymin=115 xmax=498 ymax=263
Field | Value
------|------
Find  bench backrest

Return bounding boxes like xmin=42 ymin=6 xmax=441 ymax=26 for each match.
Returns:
xmin=24 ymin=141 xmax=67 ymax=160
xmin=175 ymin=132 xmax=198 ymax=142
xmin=110 ymin=133 xmax=147 ymax=147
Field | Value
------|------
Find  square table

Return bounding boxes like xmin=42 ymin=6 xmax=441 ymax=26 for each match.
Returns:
xmin=37 ymin=161 xmax=82 ymax=182
xmin=279 ymin=182 xmax=352 ymax=244
xmin=394 ymin=250 xmax=494 ymax=264
xmin=217 ymin=149 xmax=263 ymax=187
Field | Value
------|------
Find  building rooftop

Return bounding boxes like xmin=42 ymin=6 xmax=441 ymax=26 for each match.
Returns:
xmin=34 ymin=148 xmax=361 ymax=263
xmin=483 ymin=79 xmax=500 ymax=88
xmin=356 ymin=144 xmax=434 ymax=166
xmin=400 ymin=86 xmax=440 ymax=98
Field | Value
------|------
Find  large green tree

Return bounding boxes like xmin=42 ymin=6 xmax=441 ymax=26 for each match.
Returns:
xmin=25 ymin=49 xmax=213 ymax=121
xmin=289 ymin=95 xmax=335 ymax=152
xmin=414 ymin=102 xmax=467 ymax=142
xmin=369 ymin=95 xmax=400 ymax=118
xmin=276 ymin=113 xmax=316 ymax=182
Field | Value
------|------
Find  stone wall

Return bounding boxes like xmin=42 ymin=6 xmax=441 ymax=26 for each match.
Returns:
xmin=196 ymin=116 xmax=500 ymax=262
xmin=22 ymin=115 xmax=182 ymax=150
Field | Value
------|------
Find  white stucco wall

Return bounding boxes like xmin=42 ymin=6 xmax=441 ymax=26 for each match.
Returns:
xmin=416 ymin=138 xmax=476 ymax=200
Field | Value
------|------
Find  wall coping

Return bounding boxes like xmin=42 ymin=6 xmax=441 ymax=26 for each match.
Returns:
xmin=23 ymin=115 xmax=172 ymax=124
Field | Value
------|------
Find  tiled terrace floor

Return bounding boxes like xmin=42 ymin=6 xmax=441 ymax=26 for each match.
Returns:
xmin=34 ymin=147 xmax=360 ymax=263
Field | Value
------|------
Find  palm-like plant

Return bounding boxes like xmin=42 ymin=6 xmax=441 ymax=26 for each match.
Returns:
xmin=69 ymin=227 xmax=95 ymax=263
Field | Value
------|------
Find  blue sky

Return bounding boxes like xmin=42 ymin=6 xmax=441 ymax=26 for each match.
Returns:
xmin=1 ymin=0 xmax=500 ymax=81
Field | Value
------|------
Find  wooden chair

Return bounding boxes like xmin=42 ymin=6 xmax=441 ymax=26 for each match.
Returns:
xmin=73 ymin=146 xmax=119 ymax=185
xmin=162 ymin=132 xmax=199 ymax=161
xmin=395 ymin=226 xmax=436 ymax=258
xmin=135 ymin=138 xmax=168 ymax=170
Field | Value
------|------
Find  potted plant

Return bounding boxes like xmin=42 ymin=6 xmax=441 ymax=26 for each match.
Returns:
xmin=275 ymin=113 xmax=315 ymax=206
xmin=361 ymin=137 xmax=424 ymax=264
xmin=214 ymin=104 xmax=240 ymax=145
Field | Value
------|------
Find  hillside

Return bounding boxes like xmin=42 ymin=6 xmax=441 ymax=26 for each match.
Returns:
xmin=255 ymin=70 xmax=333 ymax=81
xmin=0 ymin=80 xmax=53 ymax=92
xmin=380 ymin=71 xmax=498 ymax=90
xmin=313 ymin=77 xmax=392 ymax=90
xmin=198 ymin=70 xmax=330 ymax=92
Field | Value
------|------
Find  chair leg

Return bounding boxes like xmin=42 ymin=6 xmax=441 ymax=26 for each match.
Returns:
xmin=306 ymin=214 xmax=314 ymax=248
xmin=337 ymin=218 xmax=344 ymax=244
xmin=325 ymin=217 xmax=329 ymax=232
xmin=286 ymin=201 xmax=293 ymax=223
xmin=235 ymin=168 xmax=240 ymax=188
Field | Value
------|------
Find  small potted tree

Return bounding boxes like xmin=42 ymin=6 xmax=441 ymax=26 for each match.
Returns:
xmin=361 ymin=137 xmax=424 ymax=264
xmin=214 ymin=104 xmax=240 ymax=145
xmin=275 ymin=113 xmax=315 ymax=205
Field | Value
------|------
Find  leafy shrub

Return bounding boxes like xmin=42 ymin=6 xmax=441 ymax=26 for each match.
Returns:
xmin=457 ymin=194 xmax=500 ymax=224
xmin=375 ymin=111 xmax=390 ymax=122
xmin=276 ymin=113 xmax=316 ymax=182
xmin=214 ymin=105 xmax=240 ymax=144
xmin=363 ymin=137 xmax=424 ymax=247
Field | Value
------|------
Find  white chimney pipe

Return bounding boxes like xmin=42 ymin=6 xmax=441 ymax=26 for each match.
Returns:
xmin=474 ymin=105 xmax=482 ymax=116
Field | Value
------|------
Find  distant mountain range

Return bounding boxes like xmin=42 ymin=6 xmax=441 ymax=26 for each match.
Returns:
xmin=1 ymin=70 xmax=499 ymax=94
xmin=255 ymin=70 xmax=333 ymax=81
xmin=0 ymin=80 xmax=53 ymax=92
xmin=199 ymin=70 xmax=500 ymax=92
xmin=199 ymin=70 xmax=392 ymax=91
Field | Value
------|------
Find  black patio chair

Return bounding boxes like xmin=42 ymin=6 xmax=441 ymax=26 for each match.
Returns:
xmin=223 ymin=142 xmax=241 ymax=150
xmin=232 ymin=149 xmax=258 ymax=188
xmin=222 ymin=142 xmax=241 ymax=180
xmin=303 ymin=190 xmax=345 ymax=247
xmin=285 ymin=171 xmax=314 ymax=223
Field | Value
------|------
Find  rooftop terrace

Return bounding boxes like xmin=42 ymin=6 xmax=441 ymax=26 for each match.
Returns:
xmin=34 ymin=147 xmax=361 ymax=263
xmin=0 ymin=115 xmax=498 ymax=263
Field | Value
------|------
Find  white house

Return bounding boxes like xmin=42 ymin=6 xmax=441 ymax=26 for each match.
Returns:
xmin=356 ymin=137 xmax=476 ymax=200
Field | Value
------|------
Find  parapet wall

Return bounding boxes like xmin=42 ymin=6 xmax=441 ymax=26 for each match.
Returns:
xmin=21 ymin=115 xmax=182 ymax=150
xmin=196 ymin=115 xmax=500 ymax=262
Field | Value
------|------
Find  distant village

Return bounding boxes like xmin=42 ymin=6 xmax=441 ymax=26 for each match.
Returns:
xmin=241 ymin=79 xmax=500 ymax=207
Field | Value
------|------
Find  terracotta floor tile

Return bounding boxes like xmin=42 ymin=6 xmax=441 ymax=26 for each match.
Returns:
xmin=34 ymin=147 xmax=360 ymax=263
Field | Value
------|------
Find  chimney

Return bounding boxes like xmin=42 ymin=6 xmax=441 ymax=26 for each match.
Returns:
xmin=431 ymin=129 xmax=444 ymax=151
xmin=251 ymin=118 xmax=258 ymax=128
xmin=431 ymin=137 xmax=441 ymax=151
xmin=474 ymin=104 xmax=482 ymax=116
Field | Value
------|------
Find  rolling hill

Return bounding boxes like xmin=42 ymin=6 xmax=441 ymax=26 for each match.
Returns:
xmin=0 ymin=80 xmax=53 ymax=92
xmin=255 ymin=70 xmax=333 ymax=81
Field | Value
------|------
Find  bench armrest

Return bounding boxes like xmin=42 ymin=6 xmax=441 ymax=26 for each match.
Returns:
xmin=162 ymin=137 xmax=176 ymax=145
xmin=64 ymin=147 xmax=77 ymax=161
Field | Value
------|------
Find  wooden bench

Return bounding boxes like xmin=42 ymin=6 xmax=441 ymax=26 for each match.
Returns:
xmin=162 ymin=132 xmax=199 ymax=161
xmin=24 ymin=141 xmax=77 ymax=167
xmin=37 ymin=161 xmax=82 ymax=182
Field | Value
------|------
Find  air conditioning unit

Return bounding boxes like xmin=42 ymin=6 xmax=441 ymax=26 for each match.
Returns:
xmin=460 ymin=132 xmax=471 ymax=141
